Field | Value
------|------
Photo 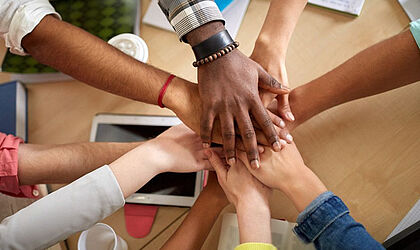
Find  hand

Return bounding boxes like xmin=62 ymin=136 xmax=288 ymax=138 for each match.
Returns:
xmin=198 ymin=49 xmax=289 ymax=169
xmin=204 ymin=148 xmax=271 ymax=208
xmin=238 ymin=144 xmax=327 ymax=212
xmin=238 ymin=143 xmax=305 ymax=190
xmin=140 ymin=124 xmax=214 ymax=173
xmin=205 ymin=148 xmax=272 ymax=244
xmin=109 ymin=124 xmax=216 ymax=198
xmin=167 ymin=78 xmax=289 ymax=154
xmin=251 ymin=35 xmax=295 ymax=123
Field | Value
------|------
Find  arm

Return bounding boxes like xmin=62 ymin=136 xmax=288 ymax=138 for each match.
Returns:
xmin=21 ymin=15 xmax=178 ymax=107
xmin=159 ymin=0 xmax=290 ymax=168
xmin=206 ymin=149 xmax=273 ymax=246
xmin=251 ymin=0 xmax=307 ymax=118
xmin=284 ymin=29 xmax=420 ymax=130
xmin=0 ymin=124 xmax=211 ymax=249
xmin=162 ymin=172 xmax=229 ymax=250
xmin=242 ymin=144 xmax=384 ymax=249
xmin=17 ymin=142 xmax=140 ymax=185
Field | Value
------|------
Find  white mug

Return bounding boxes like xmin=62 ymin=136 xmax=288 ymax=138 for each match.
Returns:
xmin=78 ymin=223 xmax=128 ymax=250
xmin=108 ymin=33 xmax=149 ymax=63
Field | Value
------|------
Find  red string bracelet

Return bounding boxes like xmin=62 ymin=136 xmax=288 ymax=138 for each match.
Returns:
xmin=158 ymin=74 xmax=175 ymax=108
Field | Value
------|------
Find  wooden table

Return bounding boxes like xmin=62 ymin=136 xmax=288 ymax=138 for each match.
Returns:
xmin=1 ymin=0 xmax=419 ymax=249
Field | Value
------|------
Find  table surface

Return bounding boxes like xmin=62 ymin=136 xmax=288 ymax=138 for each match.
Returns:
xmin=1 ymin=0 xmax=419 ymax=249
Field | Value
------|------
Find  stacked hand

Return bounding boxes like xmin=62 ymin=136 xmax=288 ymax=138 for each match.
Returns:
xmin=198 ymin=49 xmax=290 ymax=169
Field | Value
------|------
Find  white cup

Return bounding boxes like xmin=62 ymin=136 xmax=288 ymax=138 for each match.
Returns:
xmin=108 ymin=33 xmax=149 ymax=63
xmin=78 ymin=223 xmax=128 ymax=250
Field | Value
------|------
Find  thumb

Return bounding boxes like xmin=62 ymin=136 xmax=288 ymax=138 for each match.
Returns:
xmin=258 ymin=67 xmax=290 ymax=95
xmin=204 ymin=149 xmax=227 ymax=182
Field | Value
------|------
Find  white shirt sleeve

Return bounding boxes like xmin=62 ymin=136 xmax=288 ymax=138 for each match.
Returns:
xmin=0 ymin=165 xmax=125 ymax=250
xmin=0 ymin=0 xmax=61 ymax=56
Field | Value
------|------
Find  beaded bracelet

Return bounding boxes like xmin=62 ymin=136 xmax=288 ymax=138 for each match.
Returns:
xmin=192 ymin=41 xmax=239 ymax=67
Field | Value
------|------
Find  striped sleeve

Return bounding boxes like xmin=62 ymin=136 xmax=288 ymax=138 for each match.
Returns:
xmin=158 ymin=0 xmax=225 ymax=41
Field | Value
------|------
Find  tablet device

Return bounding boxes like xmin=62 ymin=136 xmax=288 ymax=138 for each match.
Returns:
xmin=90 ymin=113 xmax=204 ymax=207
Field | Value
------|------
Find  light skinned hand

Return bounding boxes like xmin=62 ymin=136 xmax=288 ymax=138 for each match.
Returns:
xmin=134 ymin=124 xmax=217 ymax=173
xmin=250 ymin=42 xmax=295 ymax=123
xmin=204 ymin=148 xmax=272 ymax=207
xmin=238 ymin=143 xmax=305 ymax=190
xmin=238 ymin=144 xmax=327 ymax=212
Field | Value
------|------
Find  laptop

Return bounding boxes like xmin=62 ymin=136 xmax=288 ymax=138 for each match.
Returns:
xmin=89 ymin=113 xmax=204 ymax=207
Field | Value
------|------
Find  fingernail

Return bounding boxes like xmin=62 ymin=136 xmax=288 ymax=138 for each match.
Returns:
xmin=258 ymin=146 xmax=265 ymax=153
xmin=204 ymin=149 xmax=212 ymax=158
xmin=286 ymin=112 xmax=295 ymax=121
xmin=202 ymin=142 xmax=210 ymax=149
xmin=273 ymin=141 xmax=281 ymax=152
xmin=251 ymin=160 xmax=260 ymax=169
xmin=286 ymin=134 xmax=293 ymax=142
xmin=280 ymin=120 xmax=286 ymax=128
xmin=228 ymin=157 xmax=236 ymax=166
xmin=280 ymin=139 xmax=287 ymax=146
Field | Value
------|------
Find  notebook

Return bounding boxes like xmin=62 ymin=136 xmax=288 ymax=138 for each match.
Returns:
xmin=1 ymin=0 xmax=140 ymax=83
xmin=143 ymin=0 xmax=250 ymax=39
xmin=0 ymin=81 xmax=27 ymax=142
xmin=308 ymin=0 xmax=366 ymax=16
xmin=399 ymin=0 xmax=420 ymax=21
xmin=218 ymin=213 xmax=315 ymax=250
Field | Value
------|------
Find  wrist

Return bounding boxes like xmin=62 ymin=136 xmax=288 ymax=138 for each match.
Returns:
xmin=254 ymin=34 xmax=287 ymax=63
xmin=279 ymin=166 xmax=327 ymax=212
xmin=185 ymin=21 xmax=225 ymax=46
xmin=163 ymin=78 xmax=198 ymax=114
xmin=236 ymin=193 xmax=270 ymax=214
xmin=236 ymin=198 xmax=271 ymax=244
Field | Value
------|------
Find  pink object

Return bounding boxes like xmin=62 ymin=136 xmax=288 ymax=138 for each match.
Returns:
xmin=124 ymin=204 xmax=159 ymax=238
xmin=203 ymin=170 xmax=209 ymax=187
xmin=0 ymin=132 xmax=38 ymax=198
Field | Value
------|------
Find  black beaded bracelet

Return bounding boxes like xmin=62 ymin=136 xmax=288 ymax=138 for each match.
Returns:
xmin=193 ymin=41 xmax=239 ymax=67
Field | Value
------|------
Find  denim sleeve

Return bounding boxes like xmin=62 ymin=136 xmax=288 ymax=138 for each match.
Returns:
xmin=293 ymin=191 xmax=384 ymax=250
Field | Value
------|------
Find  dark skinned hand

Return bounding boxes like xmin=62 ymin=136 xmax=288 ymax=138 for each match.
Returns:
xmin=198 ymin=49 xmax=289 ymax=169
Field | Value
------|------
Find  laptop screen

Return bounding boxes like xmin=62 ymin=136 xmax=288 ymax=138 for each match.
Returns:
xmin=95 ymin=123 xmax=197 ymax=197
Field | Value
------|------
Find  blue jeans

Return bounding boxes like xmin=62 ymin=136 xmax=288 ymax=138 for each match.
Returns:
xmin=293 ymin=191 xmax=385 ymax=250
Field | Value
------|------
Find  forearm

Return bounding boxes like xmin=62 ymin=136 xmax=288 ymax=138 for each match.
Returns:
xmin=236 ymin=199 xmax=272 ymax=244
xmin=21 ymin=15 xmax=187 ymax=109
xmin=279 ymin=166 xmax=327 ymax=213
xmin=256 ymin=0 xmax=307 ymax=58
xmin=162 ymin=189 xmax=227 ymax=250
xmin=18 ymin=142 xmax=140 ymax=185
xmin=289 ymin=30 xmax=420 ymax=127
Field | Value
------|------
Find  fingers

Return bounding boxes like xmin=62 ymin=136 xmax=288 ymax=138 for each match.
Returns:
xmin=235 ymin=111 xmax=260 ymax=170
xmin=251 ymin=100 xmax=281 ymax=152
xmin=278 ymin=128 xmax=294 ymax=144
xmin=276 ymin=94 xmax=295 ymax=122
xmin=258 ymin=67 xmax=290 ymax=95
xmin=200 ymin=108 xmax=216 ymax=148
xmin=204 ymin=149 xmax=227 ymax=182
xmin=219 ymin=112 xmax=236 ymax=166
xmin=266 ymin=110 xmax=286 ymax=128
